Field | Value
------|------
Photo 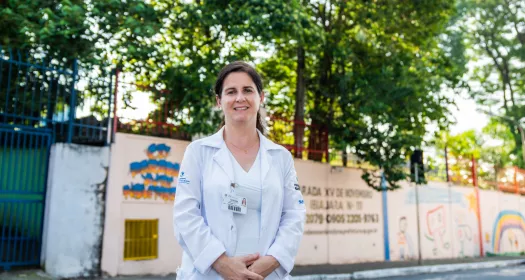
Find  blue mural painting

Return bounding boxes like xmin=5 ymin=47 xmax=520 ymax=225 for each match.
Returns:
xmin=122 ymin=143 xmax=180 ymax=201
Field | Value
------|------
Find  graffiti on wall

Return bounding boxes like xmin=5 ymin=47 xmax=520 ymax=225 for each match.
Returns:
xmin=491 ymin=210 xmax=525 ymax=253
xmin=425 ymin=205 xmax=450 ymax=256
xmin=454 ymin=211 xmax=473 ymax=257
xmin=122 ymin=143 xmax=180 ymax=202
xmin=403 ymin=187 xmax=482 ymax=258
xmin=397 ymin=216 xmax=415 ymax=260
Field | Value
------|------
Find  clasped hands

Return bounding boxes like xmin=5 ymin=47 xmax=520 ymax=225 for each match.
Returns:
xmin=212 ymin=253 xmax=280 ymax=280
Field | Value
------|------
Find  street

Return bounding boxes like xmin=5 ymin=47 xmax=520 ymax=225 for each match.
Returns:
xmin=386 ymin=265 xmax=525 ymax=280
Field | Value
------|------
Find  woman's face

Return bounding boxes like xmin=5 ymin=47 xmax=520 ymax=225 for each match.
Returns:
xmin=217 ymin=72 xmax=264 ymax=126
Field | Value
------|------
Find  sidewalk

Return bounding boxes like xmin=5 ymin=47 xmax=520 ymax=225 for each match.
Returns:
xmin=1 ymin=256 xmax=524 ymax=280
xmin=291 ymin=255 xmax=524 ymax=276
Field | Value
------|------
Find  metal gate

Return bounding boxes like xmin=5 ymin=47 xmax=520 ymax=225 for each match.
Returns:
xmin=0 ymin=125 xmax=51 ymax=270
xmin=0 ymin=46 xmax=113 ymax=270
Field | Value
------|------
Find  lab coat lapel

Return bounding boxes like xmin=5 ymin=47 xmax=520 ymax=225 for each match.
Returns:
xmin=212 ymin=142 xmax=236 ymax=226
xmin=212 ymin=142 xmax=235 ymax=184
xmin=258 ymin=131 xmax=274 ymax=189
xmin=260 ymin=147 xmax=272 ymax=189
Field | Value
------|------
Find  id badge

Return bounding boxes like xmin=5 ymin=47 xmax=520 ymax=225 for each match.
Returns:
xmin=221 ymin=191 xmax=247 ymax=215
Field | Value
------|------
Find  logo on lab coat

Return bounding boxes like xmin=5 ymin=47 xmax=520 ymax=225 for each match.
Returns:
xmin=178 ymin=171 xmax=191 ymax=184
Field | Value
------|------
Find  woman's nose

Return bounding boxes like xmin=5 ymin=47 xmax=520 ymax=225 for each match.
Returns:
xmin=235 ymin=92 xmax=246 ymax=102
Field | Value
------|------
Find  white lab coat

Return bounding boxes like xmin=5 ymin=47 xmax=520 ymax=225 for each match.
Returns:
xmin=173 ymin=127 xmax=306 ymax=279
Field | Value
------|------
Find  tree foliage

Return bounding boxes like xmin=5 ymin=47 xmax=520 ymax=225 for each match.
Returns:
xmin=432 ymin=120 xmax=516 ymax=187
xmin=259 ymin=0 xmax=466 ymax=190
xmin=458 ymin=0 xmax=525 ymax=167
xmin=0 ymin=0 xmax=469 ymax=190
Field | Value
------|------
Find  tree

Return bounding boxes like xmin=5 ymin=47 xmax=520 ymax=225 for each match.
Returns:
xmin=259 ymin=1 xmax=465 ymax=189
xmin=458 ymin=0 xmax=525 ymax=167
xmin=1 ymin=1 xmax=468 ymax=190
xmin=433 ymin=130 xmax=482 ymax=185
xmin=0 ymin=0 xmax=163 ymax=68
xmin=0 ymin=0 xmax=163 ymax=128
xmin=481 ymin=118 xmax=516 ymax=169
xmin=432 ymin=119 xmax=516 ymax=187
xmin=136 ymin=0 xmax=309 ymax=137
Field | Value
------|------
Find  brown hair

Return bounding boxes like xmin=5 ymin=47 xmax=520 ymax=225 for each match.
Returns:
xmin=214 ymin=61 xmax=266 ymax=133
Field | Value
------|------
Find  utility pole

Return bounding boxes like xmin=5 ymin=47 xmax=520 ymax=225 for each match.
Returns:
xmin=414 ymin=163 xmax=423 ymax=265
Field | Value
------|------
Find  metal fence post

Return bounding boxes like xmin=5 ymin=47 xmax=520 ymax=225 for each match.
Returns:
xmin=445 ymin=145 xmax=450 ymax=182
xmin=112 ymin=69 xmax=120 ymax=143
xmin=105 ymin=69 xmax=114 ymax=145
xmin=67 ymin=59 xmax=78 ymax=143
xmin=514 ymin=166 xmax=519 ymax=194
xmin=472 ymin=156 xmax=484 ymax=257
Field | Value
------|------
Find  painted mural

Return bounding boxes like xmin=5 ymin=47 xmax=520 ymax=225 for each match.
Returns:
xmin=400 ymin=185 xmax=480 ymax=259
xmin=424 ymin=205 xmax=451 ymax=256
xmin=397 ymin=216 xmax=415 ymax=260
xmin=491 ymin=210 xmax=525 ymax=254
xmin=451 ymin=188 xmax=480 ymax=258
xmin=480 ymin=191 xmax=525 ymax=255
xmin=122 ymin=143 xmax=179 ymax=202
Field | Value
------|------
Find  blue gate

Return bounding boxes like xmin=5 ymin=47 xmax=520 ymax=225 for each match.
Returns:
xmin=0 ymin=125 xmax=52 ymax=270
xmin=0 ymin=47 xmax=113 ymax=270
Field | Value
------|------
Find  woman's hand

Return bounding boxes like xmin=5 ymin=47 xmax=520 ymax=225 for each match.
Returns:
xmin=213 ymin=253 xmax=263 ymax=280
xmin=247 ymin=255 xmax=280 ymax=278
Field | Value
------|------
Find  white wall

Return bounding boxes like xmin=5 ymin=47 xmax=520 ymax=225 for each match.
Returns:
xmin=450 ymin=186 xmax=481 ymax=258
xmin=295 ymin=163 xmax=384 ymax=265
xmin=387 ymin=182 xmax=481 ymax=261
xmin=41 ymin=143 xmax=110 ymax=278
xmin=480 ymin=189 xmax=525 ymax=255
xmin=101 ymin=133 xmax=188 ymax=276
xmin=326 ymin=167 xmax=384 ymax=264
xmin=387 ymin=181 xmax=418 ymax=261
xmin=294 ymin=160 xmax=330 ymax=265
xmin=101 ymin=134 xmax=386 ymax=275
xmin=99 ymin=132 xmax=525 ymax=276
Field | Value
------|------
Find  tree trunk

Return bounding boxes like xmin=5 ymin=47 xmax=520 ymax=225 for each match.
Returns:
xmin=512 ymin=128 xmax=524 ymax=168
xmin=293 ymin=46 xmax=306 ymax=158
xmin=308 ymin=46 xmax=332 ymax=162
xmin=307 ymin=119 xmax=325 ymax=161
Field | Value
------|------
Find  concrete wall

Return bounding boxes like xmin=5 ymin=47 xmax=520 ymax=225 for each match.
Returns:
xmin=101 ymin=134 xmax=386 ymax=275
xmin=387 ymin=182 xmax=481 ymax=261
xmin=296 ymin=162 xmax=384 ymax=265
xmin=41 ymin=143 xmax=110 ymax=278
xmin=99 ymin=133 xmax=525 ymax=276
xmin=101 ymin=133 xmax=188 ymax=276
xmin=386 ymin=181 xmax=419 ymax=261
xmin=387 ymin=182 xmax=525 ymax=262
xmin=480 ymin=190 xmax=525 ymax=255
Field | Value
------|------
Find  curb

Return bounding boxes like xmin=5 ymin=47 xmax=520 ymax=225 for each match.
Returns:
xmin=291 ymin=259 xmax=525 ymax=280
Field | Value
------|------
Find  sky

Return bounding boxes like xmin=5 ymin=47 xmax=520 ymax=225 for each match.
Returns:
xmin=449 ymin=94 xmax=489 ymax=135
xmin=113 ymin=79 xmax=491 ymax=135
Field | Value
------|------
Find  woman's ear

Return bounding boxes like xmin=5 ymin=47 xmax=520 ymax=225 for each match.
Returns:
xmin=215 ymin=95 xmax=221 ymax=107
xmin=260 ymin=91 xmax=265 ymax=105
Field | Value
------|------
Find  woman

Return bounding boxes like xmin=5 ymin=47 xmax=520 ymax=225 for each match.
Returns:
xmin=173 ymin=61 xmax=306 ymax=279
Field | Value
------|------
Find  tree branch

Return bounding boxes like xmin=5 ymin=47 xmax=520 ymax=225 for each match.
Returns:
xmin=503 ymin=0 xmax=525 ymax=47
